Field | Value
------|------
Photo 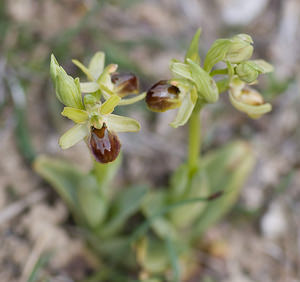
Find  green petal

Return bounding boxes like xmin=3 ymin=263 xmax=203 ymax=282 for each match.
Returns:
xmin=187 ymin=59 xmax=219 ymax=103
xmin=229 ymin=91 xmax=272 ymax=119
xmin=61 ymin=107 xmax=89 ymax=123
xmin=170 ymin=90 xmax=196 ymax=128
xmin=72 ymin=59 xmax=94 ymax=81
xmin=100 ymin=95 xmax=121 ymax=115
xmin=118 ymin=92 xmax=146 ymax=106
xmin=185 ymin=28 xmax=201 ymax=65
xmin=80 ymin=82 xmax=100 ymax=93
xmin=59 ymin=123 xmax=89 ymax=149
xmin=104 ymin=114 xmax=141 ymax=132
xmin=88 ymin=52 xmax=105 ymax=80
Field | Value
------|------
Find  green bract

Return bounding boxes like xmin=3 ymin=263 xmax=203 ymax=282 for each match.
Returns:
xmin=50 ymin=55 xmax=84 ymax=109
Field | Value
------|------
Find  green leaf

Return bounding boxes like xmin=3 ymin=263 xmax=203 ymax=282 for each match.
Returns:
xmin=88 ymin=51 xmax=105 ymax=80
xmin=104 ymin=114 xmax=141 ymax=132
xmin=169 ymin=169 xmax=210 ymax=229
xmin=185 ymin=28 xmax=201 ymax=65
xmin=136 ymin=236 xmax=169 ymax=274
xmin=59 ymin=123 xmax=89 ymax=149
xmin=77 ymin=175 xmax=108 ymax=228
xmin=187 ymin=59 xmax=219 ymax=103
xmin=100 ymin=185 xmax=149 ymax=237
xmin=166 ymin=237 xmax=180 ymax=282
xmin=33 ymin=156 xmax=85 ymax=219
xmin=169 ymin=164 xmax=189 ymax=200
xmin=142 ymin=191 xmax=177 ymax=239
xmin=193 ymin=141 xmax=255 ymax=236
xmin=61 ymin=107 xmax=89 ymax=123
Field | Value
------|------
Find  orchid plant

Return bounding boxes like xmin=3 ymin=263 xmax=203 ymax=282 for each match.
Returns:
xmin=35 ymin=29 xmax=273 ymax=281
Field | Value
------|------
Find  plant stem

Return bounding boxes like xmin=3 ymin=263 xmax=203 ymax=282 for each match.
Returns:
xmin=188 ymin=107 xmax=201 ymax=176
xmin=210 ymin=68 xmax=228 ymax=76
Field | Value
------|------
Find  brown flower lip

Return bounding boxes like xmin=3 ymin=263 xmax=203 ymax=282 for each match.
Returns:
xmin=146 ymin=80 xmax=181 ymax=112
xmin=111 ymin=72 xmax=139 ymax=97
xmin=89 ymin=124 xmax=121 ymax=163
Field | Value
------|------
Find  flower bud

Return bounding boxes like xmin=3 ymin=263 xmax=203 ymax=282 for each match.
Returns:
xmin=146 ymin=80 xmax=181 ymax=112
xmin=236 ymin=62 xmax=259 ymax=83
xmin=89 ymin=124 xmax=121 ymax=163
xmin=111 ymin=72 xmax=139 ymax=97
xmin=226 ymin=34 xmax=253 ymax=64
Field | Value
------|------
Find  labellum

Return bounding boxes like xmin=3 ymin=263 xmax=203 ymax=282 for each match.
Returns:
xmin=146 ymin=80 xmax=181 ymax=112
xmin=89 ymin=124 xmax=121 ymax=163
xmin=111 ymin=72 xmax=139 ymax=97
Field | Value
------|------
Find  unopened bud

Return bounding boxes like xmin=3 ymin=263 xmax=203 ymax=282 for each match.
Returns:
xmin=111 ymin=72 xmax=139 ymax=97
xmin=226 ymin=34 xmax=253 ymax=64
xmin=89 ymin=124 xmax=121 ymax=163
xmin=146 ymin=80 xmax=181 ymax=112
xmin=236 ymin=62 xmax=259 ymax=83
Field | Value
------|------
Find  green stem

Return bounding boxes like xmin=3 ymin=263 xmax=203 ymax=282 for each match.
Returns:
xmin=210 ymin=68 xmax=228 ymax=76
xmin=188 ymin=107 xmax=201 ymax=175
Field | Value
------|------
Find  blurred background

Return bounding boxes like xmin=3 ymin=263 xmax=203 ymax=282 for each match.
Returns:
xmin=0 ymin=0 xmax=299 ymax=281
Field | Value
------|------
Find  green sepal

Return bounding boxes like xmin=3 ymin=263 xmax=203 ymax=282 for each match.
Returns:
xmin=185 ymin=28 xmax=201 ymax=65
xmin=104 ymin=114 xmax=141 ymax=132
xmin=187 ymin=59 xmax=219 ymax=103
xmin=59 ymin=123 xmax=89 ymax=149
xmin=169 ymin=89 xmax=197 ymax=128
xmin=88 ymin=51 xmax=105 ymax=81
